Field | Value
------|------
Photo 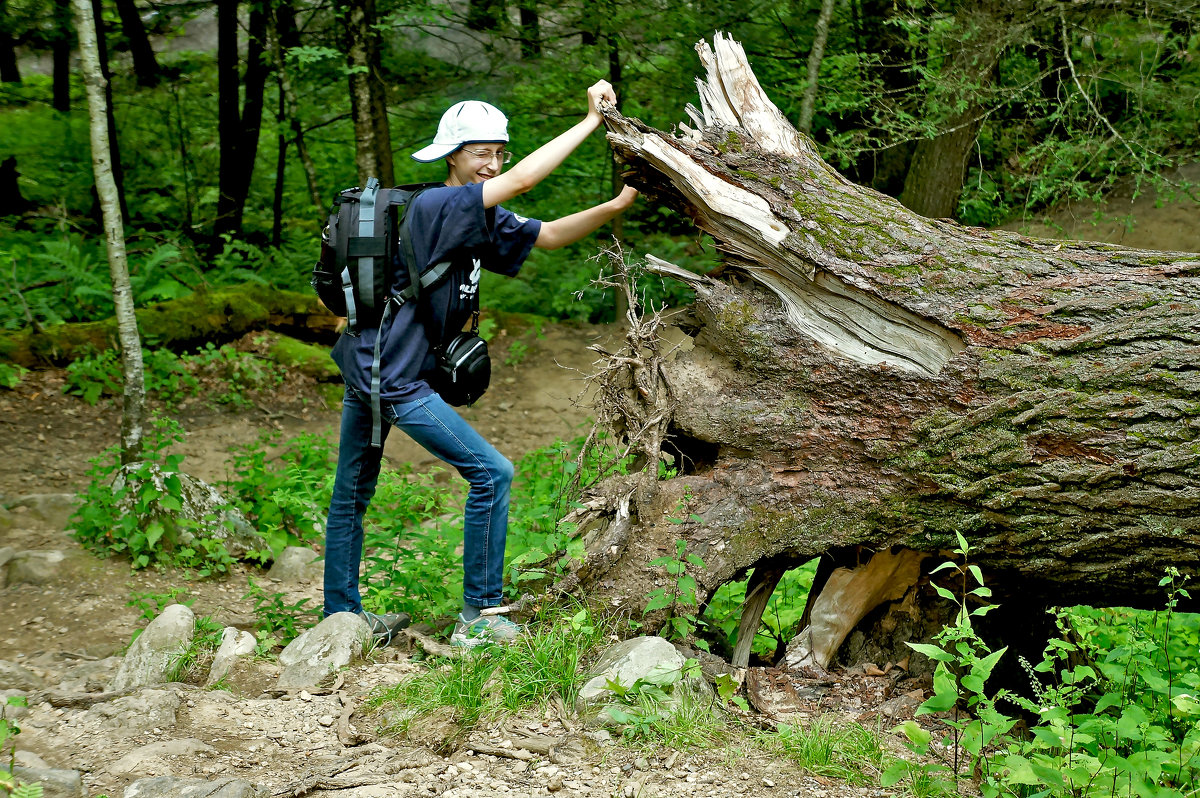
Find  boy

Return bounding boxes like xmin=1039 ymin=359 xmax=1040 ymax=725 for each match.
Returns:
xmin=323 ymin=81 xmax=637 ymax=647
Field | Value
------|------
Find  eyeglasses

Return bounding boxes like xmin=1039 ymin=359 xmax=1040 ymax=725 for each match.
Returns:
xmin=460 ymin=148 xmax=512 ymax=164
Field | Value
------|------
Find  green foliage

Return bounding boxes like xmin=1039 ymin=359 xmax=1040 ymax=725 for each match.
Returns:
xmin=1 ymin=695 xmax=28 ymax=794
xmin=883 ymin=536 xmax=1200 ymax=798
xmin=70 ymin=417 xmax=235 ymax=574
xmin=644 ymin=536 xmax=709 ymax=651
xmin=365 ymin=605 xmax=608 ymax=734
xmin=242 ymin=577 xmax=319 ymax=645
xmin=165 ymin=614 xmax=226 ymax=683
xmin=600 ymin=657 xmax=728 ymax=748
xmin=705 ymin=558 xmax=818 ymax=660
xmin=0 ymin=362 xmax=26 ymax=389
xmin=61 ymin=343 xmax=282 ymax=409
xmin=221 ymin=430 xmax=337 ymax=554
xmin=760 ymin=717 xmax=890 ymax=786
xmin=128 ymin=587 xmax=194 ymax=620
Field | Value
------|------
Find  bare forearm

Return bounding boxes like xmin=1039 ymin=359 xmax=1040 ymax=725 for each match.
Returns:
xmin=535 ymin=189 xmax=636 ymax=249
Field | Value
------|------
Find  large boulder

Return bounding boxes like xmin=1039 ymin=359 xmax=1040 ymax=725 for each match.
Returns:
xmin=277 ymin=612 xmax=368 ymax=690
xmin=0 ymin=659 xmax=45 ymax=691
xmin=108 ymin=739 xmax=217 ymax=778
xmin=110 ymin=604 xmax=195 ymax=691
xmin=111 ymin=464 xmax=268 ymax=558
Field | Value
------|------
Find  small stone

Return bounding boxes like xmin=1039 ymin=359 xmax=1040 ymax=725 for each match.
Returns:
xmin=547 ymin=774 xmax=564 ymax=792
xmin=635 ymin=758 xmax=649 ymax=771
xmin=299 ymin=691 xmax=313 ymax=701
xmin=317 ymin=715 xmax=334 ymax=727
xmin=764 ymin=777 xmax=776 ymax=787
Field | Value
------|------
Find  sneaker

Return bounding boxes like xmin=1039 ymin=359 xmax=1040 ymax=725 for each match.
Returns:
xmin=450 ymin=612 xmax=521 ymax=648
xmin=358 ymin=609 xmax=410 ymax=647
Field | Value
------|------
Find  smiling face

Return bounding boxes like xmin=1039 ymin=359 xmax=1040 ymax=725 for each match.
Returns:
xmin=445 ymin=143 xmax=508 ymax=186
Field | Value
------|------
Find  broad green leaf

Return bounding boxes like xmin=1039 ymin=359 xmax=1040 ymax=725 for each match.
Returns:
xmin=907 ymin=642 xmax=955 ymax=662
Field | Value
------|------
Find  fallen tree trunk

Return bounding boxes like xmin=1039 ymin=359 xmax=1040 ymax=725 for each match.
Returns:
xmin=574 ymin=34 xmax=1200 ymax=667
xmin=0 ymin=283 xmax=341 ymax=367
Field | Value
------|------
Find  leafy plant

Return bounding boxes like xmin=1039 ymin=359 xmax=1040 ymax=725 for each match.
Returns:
xmin=644 ymin=536 xmax=709 ymax=650
xmin=165 ymin=615 xmax=226 ymax=683
xmin=128 ymin=587 xmax=194 ymax=620
xmin=70 ymin=417 xmax=236 ymax=574
xmin=242 ymin=577 xmax=319 ymax=645
xmin=0 ymin=363 xmax=26 ymax=389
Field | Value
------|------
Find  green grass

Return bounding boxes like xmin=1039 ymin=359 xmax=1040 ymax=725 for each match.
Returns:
xmin=365 ymin=604 xmax=609 ymax=734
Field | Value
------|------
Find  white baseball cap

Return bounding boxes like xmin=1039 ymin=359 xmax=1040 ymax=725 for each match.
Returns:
xmin=411 ymin=100 xmax=509 ymax=163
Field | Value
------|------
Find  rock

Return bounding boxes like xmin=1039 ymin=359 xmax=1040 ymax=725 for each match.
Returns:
xmin=577 ymin=636 xmax=686 ymax=706
xmin=109 ymin=739 xmax=217 ymax=777
xmin=12 ymin=764 xmax=84 ymax=797
xmin=0 ymin=505 xmax=13 ymax=531
xmin=206 ymin=627 xmax=257 ymax=687
xmin=14 ymin=750 xmax=50 ymax=769
xmin=11 ymin=492 xmax=78 ymax=528
xmin=124 ymin=777 xmax=266 ymax=798
xmin=5 ymin=549 xmax=66 ymax=585
xmin=111 ymin=464 xmax=268 ymax=559
xmin=577 ymin=636 xmax=713 ymax=727
xmin=0 ymin=659 xmax=45 ymax=691
xmin=277 ymin=612 xmax=367 ymax=690
xmin=267 ymin=546 xmax=323 ymax=583
xmin=88 ymin=689 xmax=181 ymax=733
xmin=110 ymin=604 xmax=195 ymax=691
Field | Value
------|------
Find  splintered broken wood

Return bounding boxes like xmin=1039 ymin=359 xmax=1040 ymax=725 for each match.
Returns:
xmin=569 ymin=29 xmax=1200 ymax=659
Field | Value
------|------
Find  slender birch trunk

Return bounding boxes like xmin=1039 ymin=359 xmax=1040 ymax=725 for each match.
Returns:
xmin=72 ymin=0 xmax=145 ymax=463
xmin=798 ymin=0 xmax=837 ymax=134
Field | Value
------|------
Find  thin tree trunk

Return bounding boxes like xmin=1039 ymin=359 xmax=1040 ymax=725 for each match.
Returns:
xmin=90 ymin=0 xmax=129 ymax=223
xmin=270 ymin=3 xmax=322 ymax=213
xmin=343 ymin=0 xmax=393 ymax=185
xmin=113 ymin=0 xmax=159 ymax=86
xmin=0 ymin=0 xmax=20 ymax=83
xmin=798 ymin=0 xmax=837 ymax=134
xmin=72 ymin=0 xmax=144 ymax=463
xmin=232 ymin=2 xmax=269 ymax=230
xmin=898 ymin=5 xmax=1009 ymax=218
xmin=272 ymin=88 xmax=287 ymax=247
xmin=518 ymin=3 xmax=540 ymax=59
xmin=215 ymin=0 xmax=240 ymax=242
xmin=52 ymin=0 xmax=72 ymax=111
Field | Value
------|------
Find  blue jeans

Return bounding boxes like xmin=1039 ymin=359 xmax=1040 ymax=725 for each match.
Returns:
xmin=323 ymin=385 xmax=514 ymax=616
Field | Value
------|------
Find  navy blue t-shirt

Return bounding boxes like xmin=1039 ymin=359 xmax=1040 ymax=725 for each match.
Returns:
xmin=331 ymin=181 xmax=542 ymax=402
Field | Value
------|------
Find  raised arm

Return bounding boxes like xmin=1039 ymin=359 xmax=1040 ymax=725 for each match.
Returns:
xmin=480 ymin=81 xmax=614 ymax=209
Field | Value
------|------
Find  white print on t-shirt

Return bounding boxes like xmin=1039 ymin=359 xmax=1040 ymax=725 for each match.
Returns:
xmin=513 ymin=213 xmax=529 ymax=224
xmin=459 ymin=258 xmax=482 ymax=299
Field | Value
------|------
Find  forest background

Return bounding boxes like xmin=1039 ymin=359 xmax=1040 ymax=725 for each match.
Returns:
xmin=1 ymin=0 xmax=1198 ymax=334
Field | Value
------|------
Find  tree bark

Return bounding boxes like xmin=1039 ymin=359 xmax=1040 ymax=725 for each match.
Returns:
xmin=214 ymin=0 xmax=269 ymax=242
xmin=575 ymin=35 xmax=1200 ymax=662
xmin=52 ymin=0 xmax=72 ymax=112
xmin=72 ymin=0 xmax=145 ymax=463
xmin=0 ymin=0 xmax=20 ymax=83
xmin=343 ymin=0 xmax=393 ymax=186
xmin=898 ymin=4 xmax=1009 ymax=219
xmin=797 ymin=0 xmax=837 ymax=134
xmin=269 ymin=2 xmax=323 ymax=214
xmin=112 ymin=0 xmax=159 ymax=86
xmin=518 ymin=3 xmax=540 ymax=59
